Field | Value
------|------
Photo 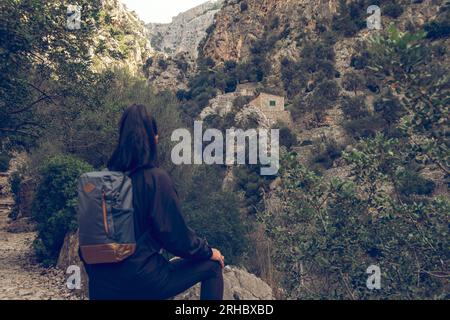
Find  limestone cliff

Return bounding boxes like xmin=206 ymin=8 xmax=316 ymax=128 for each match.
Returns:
xmin=147 ymin=0 xmax=224 ymax=59
xmin=92 ymin=0 xmax=153 ymax=75
xmin=201 ymin=0 xmax=339 ymax=63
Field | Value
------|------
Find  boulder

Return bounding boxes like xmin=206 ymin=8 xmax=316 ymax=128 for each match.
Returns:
xmin=57 ymin=231 xmax=88 ymax=298
xmin=175 ymin=266 xmax=274 ymax=300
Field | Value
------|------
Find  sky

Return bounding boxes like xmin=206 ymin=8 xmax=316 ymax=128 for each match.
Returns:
xmin=120 ymin=0 xmax=209 ymax=24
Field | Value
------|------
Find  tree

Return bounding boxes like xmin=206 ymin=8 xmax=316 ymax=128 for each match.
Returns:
xmin=342 ymin=72 xmax=365 ymax=95
xmin=368 ymin=26 xmax=449 ymax=175
xmin=0 ymin=0 xmax=101 ymax=150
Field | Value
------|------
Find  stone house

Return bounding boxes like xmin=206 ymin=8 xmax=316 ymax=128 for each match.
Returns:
xmin=249 ymin=92 xmax=291 ymax=126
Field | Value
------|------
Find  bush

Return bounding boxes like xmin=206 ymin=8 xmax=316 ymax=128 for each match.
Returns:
xmin=424 ymin=20 xmax=450 ymax=40
xmin=265 ymin=148 xmax=448 ymax=299
xmin=373 ymin=90 xmax=405 ymax=124
xmin=32 ymin=155 xmax=93 ymax=266
xmin=281 ymin=57 xmax=308 ymax=98
xmin=309 ymin=80 xmax=340 ymax=111
xmin=397 ymin=170 xmax=436 ymax=197
xmin=158 ymin=59 xmax=168 ymax=71
xmin=8 ymin=171 xmax=22 ymax=220
xmin=310 ymin=138 xmax=344 ymax=171
xmin=0 ymin=152 xmax=12 ymax=172
xmin=350 ymin=51 xmax=370 ymax=70
xmin=234 ymin=164 xmax=275 ymax=215
xmin=240 ymin=2 xmax=248 ymax=12
xmin=332 ymin=0 xmax=366 ymax=37
xmin=342 ymin=72 xmax=365 ymax=94
xmin=233 ymin=96 xmax=253 ymax=109
xmin=383 ymin=2 xmax=404 ymax=19
xmin=279 ymin=126 xmax=297 ymax=150
xmin=344 ymin=115 xmax=386 ymax=138
xmin=341 ymin=95 xmax=369 ymax=120
xmin=183 ymin=166 xmax=250 ymax=265
xmin=365 ymin=75 xmax=380 ymax=93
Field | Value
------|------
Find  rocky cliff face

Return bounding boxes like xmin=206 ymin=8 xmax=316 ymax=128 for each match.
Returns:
xmin=92 ymin=0 xmax=153 ymax=74
xmin=147 ymin=0 xmax=224 ymax=59
xmin=201 ymin=0 xmax=339 ymax=63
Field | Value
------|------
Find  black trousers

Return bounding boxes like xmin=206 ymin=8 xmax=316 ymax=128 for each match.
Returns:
xmin=87 ymin=255 xmax=224 ymax=300
xmin=157 ymin=257 xmax=224 ymax=300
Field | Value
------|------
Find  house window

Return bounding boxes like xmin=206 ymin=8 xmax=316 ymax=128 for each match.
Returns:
xmin=269 ymin=100 xmax=276 ymax=107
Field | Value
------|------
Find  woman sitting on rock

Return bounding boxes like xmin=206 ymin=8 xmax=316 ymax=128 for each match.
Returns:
xmin=84 ymin=104 xmax=224 ymax=300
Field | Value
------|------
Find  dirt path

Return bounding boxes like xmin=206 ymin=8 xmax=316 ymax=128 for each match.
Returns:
xmin=0 ymin=164 xmax=76 ymax=300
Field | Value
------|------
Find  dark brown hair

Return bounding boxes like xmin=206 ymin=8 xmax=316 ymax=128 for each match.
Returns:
xmin=108 ymin=104 xmax=158 ymax=172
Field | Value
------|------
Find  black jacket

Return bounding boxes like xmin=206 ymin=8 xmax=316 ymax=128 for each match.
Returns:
xmin=85 ymin=166 xmax=212 ymax=299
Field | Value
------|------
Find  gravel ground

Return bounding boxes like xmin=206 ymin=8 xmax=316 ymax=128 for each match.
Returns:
xmin=0 ymin=166 xmax=79 ymax=300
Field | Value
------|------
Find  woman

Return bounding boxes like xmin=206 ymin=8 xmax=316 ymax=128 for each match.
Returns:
xmin=84 ymin=104 xmax=225 ymax=300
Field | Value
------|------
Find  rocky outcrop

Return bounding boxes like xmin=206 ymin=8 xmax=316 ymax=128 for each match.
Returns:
xmin=92 ymin=0 xmax=153 ymax=75
xmin=202 ymin=0 xmax=339 ymax=64
xmin=57 ymin=231 xmax=88 ymax=298
xmin=175 ymin=266 xmax=274 ymax=300
xmin=147 ymin=0 xmax=224 ymax=59
xmin=144 ymin=52 xmax=194 ymax=91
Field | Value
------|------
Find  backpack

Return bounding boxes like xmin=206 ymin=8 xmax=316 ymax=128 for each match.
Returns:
xmin=77 ymin=171 xmax=136 ymax=264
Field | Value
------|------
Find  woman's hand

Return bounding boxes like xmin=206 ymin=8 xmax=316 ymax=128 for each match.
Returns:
xmin=210 ymin=248 xmax=225 ymax=268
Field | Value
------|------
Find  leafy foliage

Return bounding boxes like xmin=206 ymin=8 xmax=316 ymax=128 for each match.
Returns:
xmin=263 ymin=145 xmax=448 ymax=299
xmin=182 ymin=166 xmax=250 ymax=265
xmin=0 ymin=0 xmax=101 ymax=150
xmin=32 ymin=155 xmax=93 ymax=266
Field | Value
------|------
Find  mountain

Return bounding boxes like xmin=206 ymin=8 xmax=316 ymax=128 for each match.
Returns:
xmin=91 ymin=0 xmax=153 ymax=74
xmin=146 ymin=0 xmax=224 ymax=59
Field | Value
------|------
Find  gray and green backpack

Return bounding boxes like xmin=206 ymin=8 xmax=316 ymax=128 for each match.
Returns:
xmin=77 ymin=171 xmax=136 ymax=264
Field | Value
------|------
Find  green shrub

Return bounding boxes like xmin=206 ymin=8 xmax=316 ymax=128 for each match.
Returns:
xmin=264 ymin=148 xmax=449 ymax=299
xmin=183 ymin=166 xmax=250 ymax=265
xmin=365 ymin=74 xmax=381 ymax=93
xmin=234 ymin=165 xmax=275 ymax=215
xmin=332 ymin=0 xmax=366 ymax=37
xmin=281 ymin=57 xmax=308 ymax=98
xmin=32 ymin=155 xmax=93 ymax=266
xmin=350 ymin=51 xmax=370 ymax=70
